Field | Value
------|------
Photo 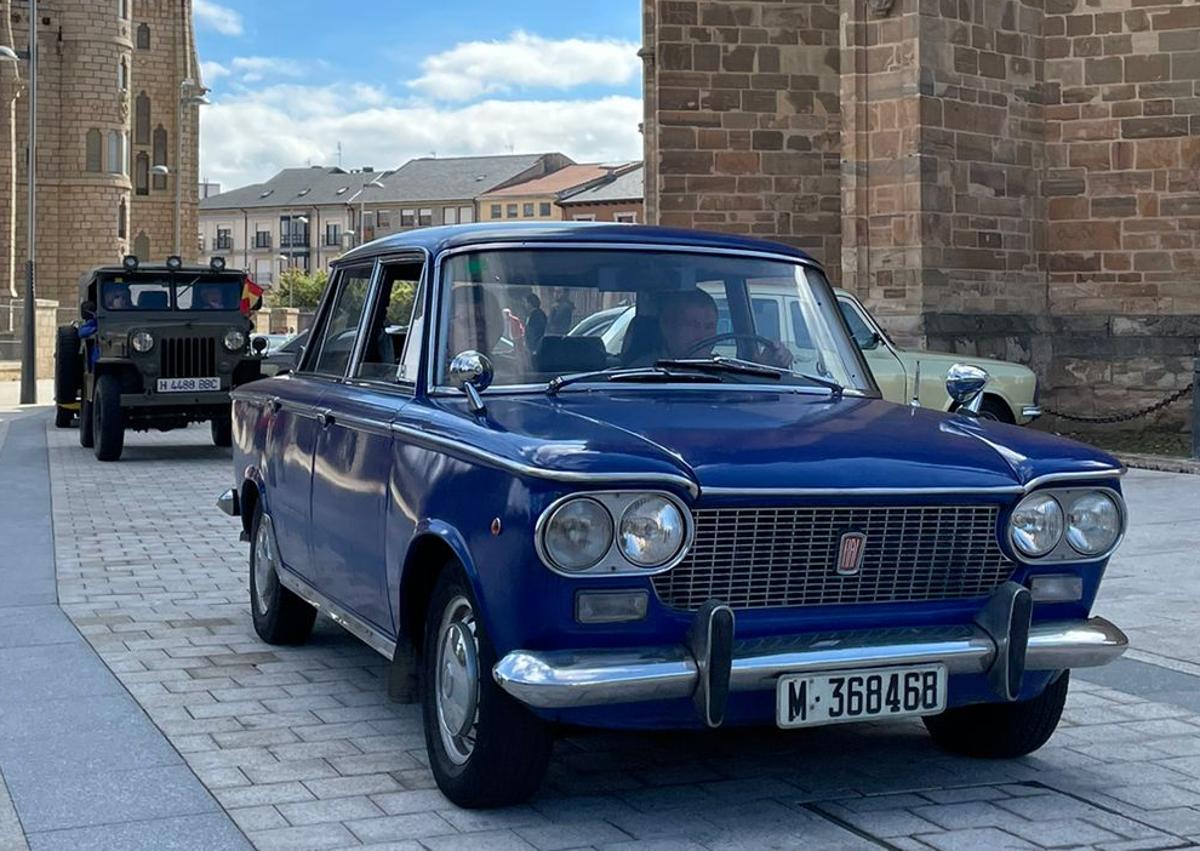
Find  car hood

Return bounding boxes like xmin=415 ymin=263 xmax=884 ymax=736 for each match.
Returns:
xmin=431 ymin=390 xmax=1120 ymax=494
xmin=892 ymin=345 xmax=1032 ymax=378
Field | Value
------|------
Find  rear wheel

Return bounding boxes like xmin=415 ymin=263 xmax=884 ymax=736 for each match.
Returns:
xmin=923 ymin=671 xmax=1069 ymax=758
xmin=54 ymin=325 xmax=82 ymax=428
xmin=422 ymin=568 xmax=553 ymax=808
xmin=92 ymin=374 xmax=125 ymax=462
xmin=211 ymin=415 xmax=233 ymax=447
xmin=249 ymin=504 xmax=316 ymax=645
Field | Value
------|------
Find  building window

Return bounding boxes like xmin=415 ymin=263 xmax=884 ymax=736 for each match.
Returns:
xmin=523 ymin=203 xmax=534 ymax=217
xmin=325 ymin=223 xmax=341 ymax=247
xmin=152 ymin=127 xmax=167 ymax=190
xmin=573 ymin=214 xmax=596 ymax=222
xmin=459 ymin=206 xmax=474 ymax=223
xmin=443 ymin=207 xmax=458 ymax=225
xmin=106 ymin=130 xmax=124 ymax=174
xmin=85 ymin=129 xmax=102 ymax=173
xmin=136 ymin=23 xmax=150 ymax=49
xmin=280 ymin=216 xmax=308 ymax=248
xmin=539 ymin=202 xmax=552 ymax=217
xmin=614 ymin=212 xmax=638 ymax=223
xmin=490 ymin=204 xmax=501 ymax=219
xmin=117 ymin=199 xmax=127 ymax=239
xmin=118 ymin=58 xmax=128 ymax=92
xmin=418 ymin=209 xmax=433 ymax=227
xmin=134 ymin=152 xmax=149 ymax=195
xmin=135 ymin=93 xmax=150 ymax=145
xmin=134 ymin=232 xmax=150 ymax=261
xmin=215 ymin=228 xmax=232 ymax=251
xmin=254 ymin=230 xmax=271 ymax=249
xmin=506 ymin=204 xmax=518 ymax=219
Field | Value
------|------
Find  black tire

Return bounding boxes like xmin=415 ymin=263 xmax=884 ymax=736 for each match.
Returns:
xmin=923 ymin=671 xmax=1069 ymax=758
xmin=54 ymin=325 xmax=82 ymax=411
xmin=422 ymin=567 xmax=553 ymax=808
xmin=55 ymin=407 xmax=74 ymax=428
xmin=249 ymin=504 xmax=316 ymax=645
xmin=211 ymin=415 xmax=233 ymax=447
xmin=978 ymin=396 xmax=1016 ymax=424
xmin=92 ymin=374 xmax=125 ymax=462
xmin=78 ymin=384 xmax=95 ymax=448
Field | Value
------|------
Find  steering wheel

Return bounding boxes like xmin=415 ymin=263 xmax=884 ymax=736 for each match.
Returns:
xmin=682 ymin=333 xmax=793 ymax=366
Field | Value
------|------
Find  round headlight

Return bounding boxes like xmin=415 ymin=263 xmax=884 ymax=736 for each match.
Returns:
xmin=130 ymin=330 xmax=154 ymax=353
xmin=1010 ymin=492 xmax=1064 ymax=558
xmin=1066 ymin=491 xmax=1121 ymax=556
xmin=618 ymin=496 xmax=686 ymax=567
xmin=542 ymin=498 xmax=613 ymax=572
xmin=223 ymin=329 xmax=247 ymax=351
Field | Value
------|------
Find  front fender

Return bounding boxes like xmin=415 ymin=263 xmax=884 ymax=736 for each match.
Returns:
xmin=239 ymin=464 xmax=268 ymax=535
xmin=395 ymin=519 xmax=494 ymax=646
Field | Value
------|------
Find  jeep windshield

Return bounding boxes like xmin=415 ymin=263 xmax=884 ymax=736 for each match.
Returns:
xmin=437 ymin=248 xmax=873 ymax=392
xmin=100 ymin=274 xmax=244 ymax=311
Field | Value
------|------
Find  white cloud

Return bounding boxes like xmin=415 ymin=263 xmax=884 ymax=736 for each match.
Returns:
xmin=228 ymin=56 xmax=307 ymax=84
xmin=411 ymin=31 xmax=641 ymax=101
xmin=194 ymin=0 xmax=243 ymax=37
xmin=199 ymin=84 xmax=642 ymax=190
xmin=200 ymin=60 xmax=229 ymax=84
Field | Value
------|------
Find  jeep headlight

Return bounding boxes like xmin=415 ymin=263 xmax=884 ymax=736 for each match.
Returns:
xmin=1009 ymin=492 xmax=1064 ymax=558
xmin=130 ymin=330 xmax=154 ymax=353
xmin=223 ymin=329 xmax=247 ymax=351
xmin=1065 ymin=491 xmax=1122 ymax=556
xmin=619 ymin=495 xmax=686 ymax=567
xmin=541 ymin=498 xmax=613 ymax=572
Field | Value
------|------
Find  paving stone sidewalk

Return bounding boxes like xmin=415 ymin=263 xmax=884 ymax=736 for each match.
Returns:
xmin=38 ymin=423 xmax=1200 ymax=850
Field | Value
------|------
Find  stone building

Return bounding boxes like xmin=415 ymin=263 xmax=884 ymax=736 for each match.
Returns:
xmin=642 ymin=0 xmax=1200 ymax=427
xmin=0 ymin=0 xmax=201 ymax=312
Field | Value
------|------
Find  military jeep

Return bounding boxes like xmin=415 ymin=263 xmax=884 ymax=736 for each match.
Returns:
xmin=55 ymin=257 xmax=265 ymax=461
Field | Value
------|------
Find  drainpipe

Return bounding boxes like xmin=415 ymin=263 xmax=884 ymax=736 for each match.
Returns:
xmin=240 ymin=206 xmax=248 ymax=271
xmin=2 ymin=0 xmax=18 ymax=299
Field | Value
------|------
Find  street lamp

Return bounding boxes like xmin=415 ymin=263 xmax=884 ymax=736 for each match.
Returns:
xmin=347 ymin=179 xmax=385 ymax=247
xmin=1 ymin=0 xmax=37 ymax=405
xmin=174 ymin=78 xmax=209 ymax=257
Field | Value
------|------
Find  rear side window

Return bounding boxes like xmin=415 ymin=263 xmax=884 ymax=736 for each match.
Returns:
xmin=306 ymin=265 xmax=374 ymax=377
xmin=356 ymin=260 xmax=424 ymax=382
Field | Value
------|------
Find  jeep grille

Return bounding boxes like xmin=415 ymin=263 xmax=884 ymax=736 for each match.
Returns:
xmin=160 ymin=337 xmax=217 ymax=379
xmin=653 ymin=504 xmax=1014 ymax=611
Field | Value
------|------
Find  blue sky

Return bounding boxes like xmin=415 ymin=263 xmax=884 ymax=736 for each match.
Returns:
xmin=193 ymin=0 xmax=644 ymax=189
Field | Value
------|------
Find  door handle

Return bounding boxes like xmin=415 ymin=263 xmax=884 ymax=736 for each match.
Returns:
xmin=317 ymin=409 xmax=334 ymax=428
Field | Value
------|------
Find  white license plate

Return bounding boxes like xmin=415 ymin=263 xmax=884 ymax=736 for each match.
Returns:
xmin=156 ymin=377 xmax=221 ymax=393
xmin=776 ymin=664 xmax=947 ymax=729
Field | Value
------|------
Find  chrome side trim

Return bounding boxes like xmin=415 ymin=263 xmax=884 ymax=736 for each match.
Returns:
xmin=275 ymin=567 xmax=397 ymax=661
xmin=332 ymin=411 xmax=394 ymax=438
xmin=492 ymin=617 xmax=1127 ymax=710
xmin=389 ymin=421 xmax=701 ymax=497
xmin=1021 ymin=468 xmax=1126 ymax=490
xmin=699 ymin=485 xmax=1025 ymax=497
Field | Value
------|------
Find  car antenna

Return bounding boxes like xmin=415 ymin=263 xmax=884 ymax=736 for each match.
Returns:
xmin=910 ymin=360 xmax=921 ymax=408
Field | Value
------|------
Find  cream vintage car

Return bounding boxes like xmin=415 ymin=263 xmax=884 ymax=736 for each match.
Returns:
xmin=590 ymin=287 xmax=1041 ymax=424
xmin=835 ymin=290 xmax=1041 ymax=424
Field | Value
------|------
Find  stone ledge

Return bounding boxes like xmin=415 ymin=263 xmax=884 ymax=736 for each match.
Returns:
xmin=1119 ymin=452 xmax=1200 ymax=475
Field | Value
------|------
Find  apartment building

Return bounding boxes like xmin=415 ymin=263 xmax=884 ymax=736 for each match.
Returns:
xmin=558 ymin=163 xmax=644 ymax=223
xmin=477 ymin=163 xmax=623 ymax=223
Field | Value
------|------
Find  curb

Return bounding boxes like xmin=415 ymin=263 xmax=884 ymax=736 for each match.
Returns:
xmin=1119 ymin=452 xmax=1200 ymax=475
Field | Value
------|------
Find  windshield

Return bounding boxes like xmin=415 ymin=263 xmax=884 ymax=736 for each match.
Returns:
xmin=437 ymin=249 xmax=871 ymax=391
xmin=100 ymin=275 xmax=243 ymax=311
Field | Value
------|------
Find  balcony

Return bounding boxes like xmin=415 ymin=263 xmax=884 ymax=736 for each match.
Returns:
xmin=280 ymin=235 xmax=310 ymax=249
xmin=254 ymin=233 xmax=273 ymax=249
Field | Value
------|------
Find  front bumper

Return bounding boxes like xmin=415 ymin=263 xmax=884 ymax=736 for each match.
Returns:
xmin=493 ymin=608 xmax=1126 ymax=714
xmin=1022 ymin=405 xmax=1043 ymax=420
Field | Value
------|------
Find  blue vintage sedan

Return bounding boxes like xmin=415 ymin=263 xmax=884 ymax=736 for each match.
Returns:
xmin=219 ymin=223 xmax=1128 ymax=808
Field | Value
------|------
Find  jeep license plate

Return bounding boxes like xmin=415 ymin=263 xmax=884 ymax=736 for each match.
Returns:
xmin=157 ymin=377 xmax=220 ymax=393
xmin=776 ymin=664 xmax=946 ymax=729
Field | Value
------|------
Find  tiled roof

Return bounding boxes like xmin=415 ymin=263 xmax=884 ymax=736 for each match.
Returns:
xmin=559 ymin=163 xmax=644 ymax=205
xmin=479 ymin=164 xmax=615 ymax=199
xmin=199 ymin=166 xmax=389 ymax=211
xmin=372 ymin=154 xmax=563 ymax=203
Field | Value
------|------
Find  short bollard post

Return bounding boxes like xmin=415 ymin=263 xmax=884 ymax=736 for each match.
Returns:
xmin=1193 ymin=357 xmax=1200 ymax=460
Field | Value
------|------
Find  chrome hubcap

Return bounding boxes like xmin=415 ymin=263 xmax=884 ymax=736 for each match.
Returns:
xmin=435 ymin=596 xmax=479 ymax=765
xmin=253 ymin=518 xmax=276 ymax=617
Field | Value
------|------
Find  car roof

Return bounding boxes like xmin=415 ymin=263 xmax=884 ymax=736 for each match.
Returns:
xmin=79 ymin=264 xmax=245 ymax=294
xmin=334 ymin=222 xmax=819 ymax=267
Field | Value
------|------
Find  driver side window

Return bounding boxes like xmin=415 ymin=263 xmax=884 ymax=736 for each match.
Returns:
xmin=307 ymin=265 xmax=373 ymax=376
xmin=355 ymin=260 xmax=423 ymax=381
xmin=838 ymin=299 xmax=878 ymax=350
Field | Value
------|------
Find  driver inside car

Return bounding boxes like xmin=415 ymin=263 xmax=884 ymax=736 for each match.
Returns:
xmin=629 ymin=288 xmax=793 ymax=368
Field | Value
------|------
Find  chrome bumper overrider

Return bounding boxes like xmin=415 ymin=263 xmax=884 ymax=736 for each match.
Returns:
xmin=1022 ymin=405 xmax=1043 ymax=419
xmin=493 ymin=616 xmax=1127 ymax=712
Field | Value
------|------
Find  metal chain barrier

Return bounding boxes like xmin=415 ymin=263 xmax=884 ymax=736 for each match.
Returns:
xmin=1042 ymin=381 xmax=1195 ymax=425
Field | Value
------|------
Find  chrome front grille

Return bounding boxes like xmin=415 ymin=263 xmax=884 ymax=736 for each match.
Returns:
xmin=654 ymin=505 xmax=1015 ymax=611
xmin=160 ymin=337 xmax=217 ymax=379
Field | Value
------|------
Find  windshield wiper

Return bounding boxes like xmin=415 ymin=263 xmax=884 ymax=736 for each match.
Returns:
xmin=655 ymin=356 xmax=844 ymax=396
xmin=547 ymin=366 xmax=723 ymax=395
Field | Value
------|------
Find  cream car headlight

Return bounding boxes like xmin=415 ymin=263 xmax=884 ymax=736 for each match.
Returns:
xmin=618 ymin=495 xmax=686 ymax=567
xmin=1065 ymin=491 xmax=1122 ymax=556
xmin=1010 ymin=492 xmax=1064 ymax=558
xmin=541 ymin=498 xmax=613 ymax=572
xmin=130 ymin=330 xmax=154 ymax=353
xmin=223 ymin=329 xmax=247 ymax=351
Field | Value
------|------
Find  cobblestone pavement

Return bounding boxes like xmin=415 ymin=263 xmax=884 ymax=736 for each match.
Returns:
xmin=44 ymin=424 xmax=1200 ymax=851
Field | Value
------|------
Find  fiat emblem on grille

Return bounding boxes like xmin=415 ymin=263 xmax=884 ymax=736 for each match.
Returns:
xmin=836 ymin=532 xmax=867 ymax=576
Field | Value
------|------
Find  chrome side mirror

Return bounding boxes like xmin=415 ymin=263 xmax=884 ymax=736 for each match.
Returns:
xmin=449 ymin=350 xmax=494 ymax=414
xmin=947 ymin=363 xmax=989 ymax=414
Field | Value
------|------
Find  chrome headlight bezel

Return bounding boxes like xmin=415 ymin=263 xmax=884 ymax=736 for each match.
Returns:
xmin=1008 ymin=492 xmax=1064 ymax=558
xmin=1065 ymin=490 xmax=1123 ymax=556
xmin=1007 ymin=487 xmax=1126 ymax=564
xmin=535 ymin=491 xmax=694 ymax=577
xmin=129 ymin=330 xmax=155 ymax=354
xmin=223 ymin=329 xmax=248 ymax=352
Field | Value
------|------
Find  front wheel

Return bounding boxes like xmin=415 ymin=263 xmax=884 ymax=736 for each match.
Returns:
xmin=422 ymin=568 xmax=553 ymax=808
xmin=248 ymin=504 xmax=316 ymax=645
xmin=78 ymin=385 xmax=94 ymax=448
xmin=92 ymin=374 xmax=124 ymax=461
xmin=211 ymin=415 xmax=232 ymax=447
xmin=923 ymin=671 xmax=1069 ymax=758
